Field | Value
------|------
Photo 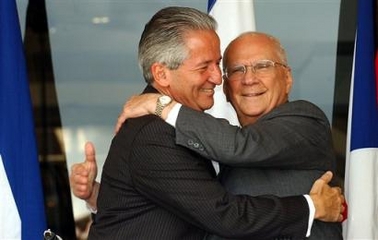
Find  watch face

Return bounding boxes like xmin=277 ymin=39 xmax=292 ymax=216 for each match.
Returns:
xmin=160 ymin=95 xmax=172 ymax=105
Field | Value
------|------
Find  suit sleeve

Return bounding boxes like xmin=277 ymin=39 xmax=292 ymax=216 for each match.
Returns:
xmin=128 ymin=119 xmax=309 ymax=239
xmin=175 ymin=103 xmax=334 ymax=170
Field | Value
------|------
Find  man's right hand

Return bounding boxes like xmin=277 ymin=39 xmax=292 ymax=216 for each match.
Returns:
xmin=114 ymin=94 xmax=160 ymax=133
xmin=309 ymin=171 xmax=345 ymax=222
xmin=114 ymin=93 xmax=176 ymax=133
xmin=69 ymin=141 xmax=99 ymax=210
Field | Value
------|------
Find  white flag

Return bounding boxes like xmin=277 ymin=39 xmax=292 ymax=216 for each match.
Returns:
xmin=343 ymin=0 xmax=378 ymax=238
xmin=206 ymin=0 xmax=256 ymax=126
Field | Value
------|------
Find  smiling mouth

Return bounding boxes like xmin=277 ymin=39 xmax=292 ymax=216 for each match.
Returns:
xmin=201 ymin=88 xmax=215 ymax=94
xmin=243 ymin=91 xmax=264 ymax=97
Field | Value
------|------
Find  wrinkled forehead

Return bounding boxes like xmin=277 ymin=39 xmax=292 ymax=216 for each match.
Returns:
xmin=225 ymin=37 xmax=279 ymax=66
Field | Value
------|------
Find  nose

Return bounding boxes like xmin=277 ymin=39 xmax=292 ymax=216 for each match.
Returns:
xmin=208 ymin=64 xmax=222 ymax=85
xmin=241 ymin=68 xmax=259 ymax=85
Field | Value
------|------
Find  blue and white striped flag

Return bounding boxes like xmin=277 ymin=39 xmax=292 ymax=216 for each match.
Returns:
xmin=343 ymin=0 xmax=378 ymax=238
xmin=0 ymin=0 xmax=47 ymax=239
xmin=206 ymin=0 xmax=256 ymax=126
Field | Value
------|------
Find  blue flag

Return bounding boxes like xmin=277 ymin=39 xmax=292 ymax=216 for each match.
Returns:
xmin=0 ymin=0 xmax=47 ymax=239
xmin=343 ymin=0 xmax=378 ymax=238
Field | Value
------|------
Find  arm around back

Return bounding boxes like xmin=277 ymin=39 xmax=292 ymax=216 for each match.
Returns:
xmin=175 ymin=100 xmax=334 ymax=171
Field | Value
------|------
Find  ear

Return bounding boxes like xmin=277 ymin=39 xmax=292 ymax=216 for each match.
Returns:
xmin=151 ymin=62 xmax=170 ymax=87
xmin=285 ymin=68 xmax=293 ymax=94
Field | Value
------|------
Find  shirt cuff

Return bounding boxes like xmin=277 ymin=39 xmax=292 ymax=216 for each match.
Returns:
xmin=166 ymin=103 xmax=182 ymax=127
xmin=86 ymin=202 xmax=98 ymax=214
xmin=303 ymin=194 xmax=315 ymax=237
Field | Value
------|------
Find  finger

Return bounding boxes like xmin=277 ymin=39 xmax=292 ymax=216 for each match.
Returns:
xmin=73 ymin=186 xmax=91 ymax=199
xmin=338 ymin=214 xmax=344 ymax=222
xmin=85 ymin=141 xmax=96 ymax=164
xmin=334 ymin=187 xmax=342 ymax=194
xmin=342 ymin=201 xmax=348 ymax=222
xmin=318 ymin=171 xmax=333 ymax=184
xmin=71 ymin=164 xmax=89 ymax=177
xmin=310 ymin=172 xmax=332 ymax=194
xmin=70 ymin=163 xmax=79 ymax=174
xmin=114 ymin=98 xmax=132 ymax=133
xmin=115 ymin=106 xmax=129 ymax=134
xmin=114 ymin=114 xmax=123 ymax=134
xmin=72 ymin=173 xmax=90 ymax=183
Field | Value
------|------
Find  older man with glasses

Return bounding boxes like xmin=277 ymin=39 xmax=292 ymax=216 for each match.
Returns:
xmin=114 ymin=31 xmax=344 ymax=239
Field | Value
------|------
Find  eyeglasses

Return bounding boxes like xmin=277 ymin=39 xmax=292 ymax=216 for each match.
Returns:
xmin=224 ymin=59 xmax=288 ymax=81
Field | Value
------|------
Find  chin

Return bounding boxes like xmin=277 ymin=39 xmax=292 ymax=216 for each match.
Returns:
xmin=243 ymin=109 xmax=264 ymax=117
xmin=201 ymin=103 xmax=214 ymax=111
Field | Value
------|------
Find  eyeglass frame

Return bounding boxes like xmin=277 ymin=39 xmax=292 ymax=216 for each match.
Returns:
xmin=223 ymin=59 xmax=289 ymax=80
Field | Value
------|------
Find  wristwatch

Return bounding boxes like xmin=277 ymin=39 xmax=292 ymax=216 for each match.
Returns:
xmin=155 ymin=95 xmax=172 ymax=117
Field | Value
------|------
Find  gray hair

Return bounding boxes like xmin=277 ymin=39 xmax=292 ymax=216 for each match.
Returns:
xmin=138 ymin=6 xmax=217 ymax=84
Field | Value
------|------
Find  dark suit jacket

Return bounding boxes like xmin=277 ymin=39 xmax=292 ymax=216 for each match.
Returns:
xmin=175 ymin=100 xmax=343 ymax=240
xmin=88 ymin=86 xmax=310 ymax=240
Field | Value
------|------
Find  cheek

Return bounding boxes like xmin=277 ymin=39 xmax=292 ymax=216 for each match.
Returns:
xmin=227 ymin=82 xmax=241 ymax=93
xmin=275 ymin=73 xmax=292 ymax=95
xmin=270 ymin=80 xmax=287 ymax=98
